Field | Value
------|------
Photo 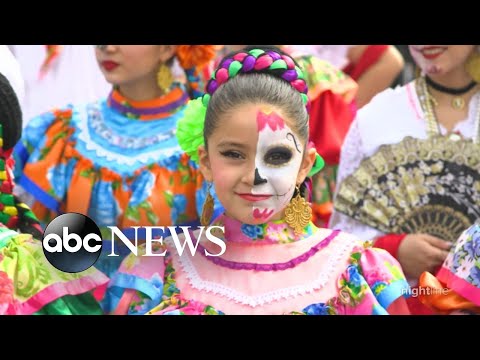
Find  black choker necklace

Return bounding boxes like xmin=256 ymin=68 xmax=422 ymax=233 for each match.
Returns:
xmin=425 ymin=76 xmax=477 ymax=95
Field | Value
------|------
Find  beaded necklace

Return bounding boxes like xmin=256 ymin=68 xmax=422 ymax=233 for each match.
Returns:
xmin=416 ymin=75 xmax=480 ymax=143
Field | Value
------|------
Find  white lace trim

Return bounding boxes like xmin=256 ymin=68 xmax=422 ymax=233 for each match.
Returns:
xmin=75 ymin=103 xmax=181 ymax=166
xmin=170 ymin=233 xmax=354 ymax=307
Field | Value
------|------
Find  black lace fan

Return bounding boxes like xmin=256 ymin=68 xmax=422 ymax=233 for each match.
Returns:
xmin=334 ymin=135 xmax=480 ymax=242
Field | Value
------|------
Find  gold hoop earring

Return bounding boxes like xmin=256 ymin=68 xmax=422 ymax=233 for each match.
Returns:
xmin=284 ymin=185 xmax=312 ymax=235
xmin=157 ymin=63 xmax=173 ymax=93
xmin=466 ymin=48 xmax=480 ymax=83
xmin=201 ymin=182 xmax=214 ymax=226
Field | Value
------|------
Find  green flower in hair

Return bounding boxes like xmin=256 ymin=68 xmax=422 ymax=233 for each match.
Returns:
xmin=308 ymin=153 xmax=325 ymax=177
xmin=177 ymin=98 xmax=207 ymax=163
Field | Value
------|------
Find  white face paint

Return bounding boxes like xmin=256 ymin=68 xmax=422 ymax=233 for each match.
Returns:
xmin=250 ymin=109 xmax=303 ymax=222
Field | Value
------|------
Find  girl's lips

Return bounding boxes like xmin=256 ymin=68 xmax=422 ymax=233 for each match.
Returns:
xmin=101 ymin=61 xmax=119 ymax=71
xmin=237 ymin=193 xmax=272 ymax=202
xmin=414 ymin=46 xmax=447 ymax=60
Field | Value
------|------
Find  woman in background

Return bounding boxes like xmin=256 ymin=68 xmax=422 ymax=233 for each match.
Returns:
xmin=13 ymin=46 xmax=221 ymax=309
xmin=331 ymin=45 xmax=480 ymax=314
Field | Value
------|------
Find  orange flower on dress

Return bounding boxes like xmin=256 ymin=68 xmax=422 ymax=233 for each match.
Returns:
xmin=176 ymin=45 xmax=217 ymax=70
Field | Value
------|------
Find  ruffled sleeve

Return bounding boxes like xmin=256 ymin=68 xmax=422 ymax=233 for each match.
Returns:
xmin=0 ymin=226 xmax=108 ymax=315
xmin=436 ymin=224 xmax=480 ymax=307
xmin=339 ymin=245 xmax=410 ymax=315
xmin=14 ymin=106 xmax=76 ymax=218
xmin=103 ymin=243 xmax=167 ymax=315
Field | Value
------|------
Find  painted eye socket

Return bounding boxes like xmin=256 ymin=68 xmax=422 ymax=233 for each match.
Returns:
xmin=220 ymin=150 xmax=244 ymax=160
xmin=264 ymin=147 xmax=292 ymax=166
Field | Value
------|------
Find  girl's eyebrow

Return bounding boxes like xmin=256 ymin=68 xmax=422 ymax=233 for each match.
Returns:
xmin=217 ymin=141 xmax=249 ymax=149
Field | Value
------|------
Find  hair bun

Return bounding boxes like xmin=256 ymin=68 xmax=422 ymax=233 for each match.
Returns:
xmin=176 ymin=45 xmax=217 ymax=70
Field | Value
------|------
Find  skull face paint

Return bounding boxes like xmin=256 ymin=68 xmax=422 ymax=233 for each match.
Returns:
xmin=204 ymin=103 xmax=306 ymax=225
xmin=250 ymin=109 xmax=303 ymax=223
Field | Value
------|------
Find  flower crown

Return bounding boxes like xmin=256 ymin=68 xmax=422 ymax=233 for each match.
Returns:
xmin=176 ymin=48 xmax=324 ymax=176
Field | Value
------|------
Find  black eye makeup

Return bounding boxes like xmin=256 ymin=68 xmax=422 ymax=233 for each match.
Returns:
xmin=264 ymin=146 xmax=293 ymax=166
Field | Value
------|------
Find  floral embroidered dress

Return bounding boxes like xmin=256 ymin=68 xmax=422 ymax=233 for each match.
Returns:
xmin=418 ymin=223 xmax=480 ymax=313
xmin=14 ymin=83 xmax=217 ymax=278
xmin=439 ymin=224 xmax=480 ymax=298
xmin=106 ymin=214 xmax=409 ymax=315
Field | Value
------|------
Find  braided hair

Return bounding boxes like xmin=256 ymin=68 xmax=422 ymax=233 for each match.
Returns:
xmin=202 ymin=46 xmax=310 ymax=148
xmin=0 ymin=73 xmax=43 ymax=239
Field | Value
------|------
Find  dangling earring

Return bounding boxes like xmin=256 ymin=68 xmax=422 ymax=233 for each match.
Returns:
xmin=284 ymin=185 xmax=312 ymax=235
xmin=157 ymin=63 xmax=173 ymax=93
xmin=466 ymin=47 xmax=480 ymax=83
xmin=201 ymin=182 xmax=214 ymax=226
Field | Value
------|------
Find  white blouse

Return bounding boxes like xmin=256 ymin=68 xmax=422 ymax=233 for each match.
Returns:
xmin=330 ymin=80 xmax=480 ymax=241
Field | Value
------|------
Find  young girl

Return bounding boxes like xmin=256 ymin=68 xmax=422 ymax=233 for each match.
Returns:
xmin=0 ymin=66 xmax=108 ymax=315
xmin=13 ymin=46 xmax=220 ymax=286
xmin=107 ymin=46 xmax=410 ymax=315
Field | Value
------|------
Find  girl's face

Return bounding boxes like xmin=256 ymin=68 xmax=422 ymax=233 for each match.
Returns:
xmin=199 ymin=103 xmax=316 ymax=225
xmin=409 ymin=45 xmax=476 ymax=76
xmin=95 ymin=45 xmax=176 ymax=87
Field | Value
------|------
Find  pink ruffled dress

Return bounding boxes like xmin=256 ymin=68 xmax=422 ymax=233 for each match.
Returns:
xmin=106 ymin=215 xmax=410 ymax=315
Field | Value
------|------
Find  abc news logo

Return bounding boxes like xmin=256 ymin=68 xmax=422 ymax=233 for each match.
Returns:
xmin=42 ymin=213 xmax=103 ymax=273
xmin=42 ymin=212 xmax=226 ymax=273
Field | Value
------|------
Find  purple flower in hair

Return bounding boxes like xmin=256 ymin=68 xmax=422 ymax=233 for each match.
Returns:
xmin=267 ymin=51 xmax=282 ymax=61
xmin=282 ymin=70 xmax=297 ymax=82
xmin=242 ymin=56 xmax=256 ymax=72
xmin=221 ymin=58 xmax=234 ymax=69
